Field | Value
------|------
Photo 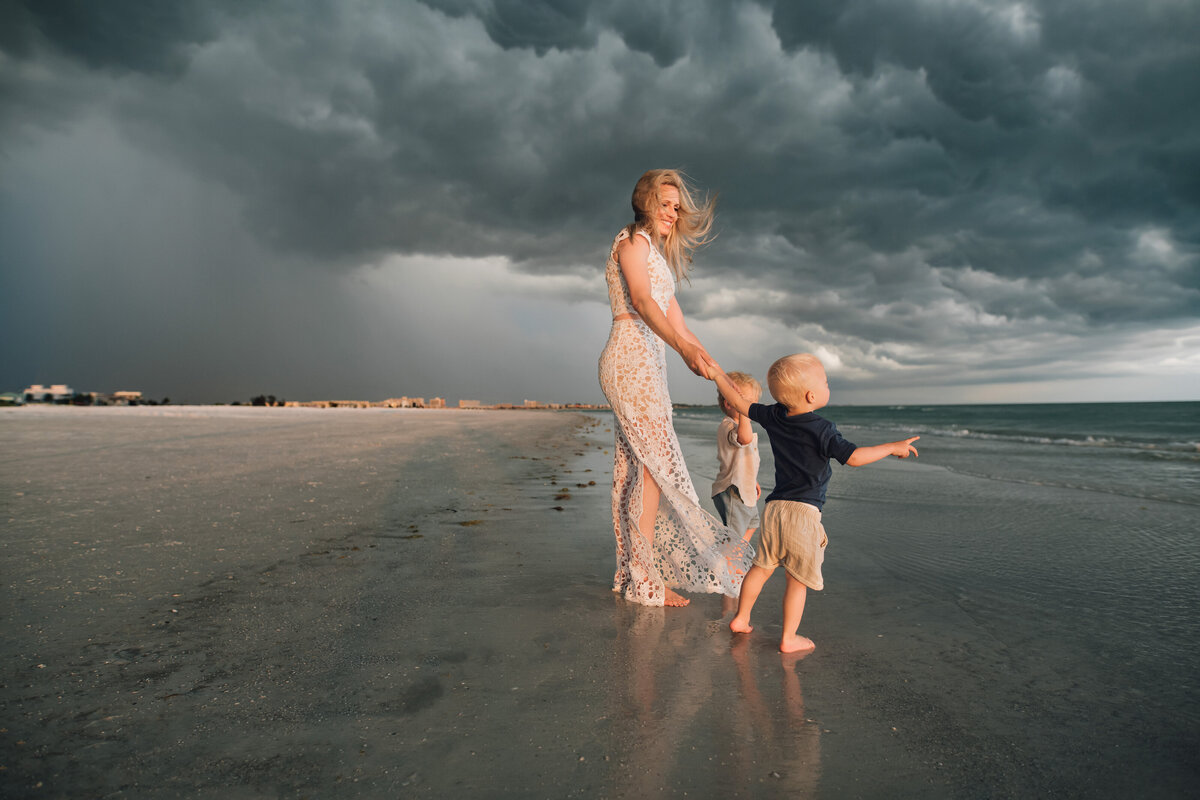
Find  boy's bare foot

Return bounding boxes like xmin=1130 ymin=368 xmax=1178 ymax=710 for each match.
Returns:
xmin=729 ymin=617 xmax=753 ymax=634
xmin=664 ymin=588 xmax=690 ymax=607
xmin=779 ymin=634 xmax=815 ymax=654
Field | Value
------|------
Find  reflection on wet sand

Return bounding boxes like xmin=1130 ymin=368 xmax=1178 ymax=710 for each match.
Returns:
xmin=606 ymin=598 xmax=821 ymax=796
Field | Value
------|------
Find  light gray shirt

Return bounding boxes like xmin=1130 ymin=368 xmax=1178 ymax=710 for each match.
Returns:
xmin=711 ymin=415 xmax=760 ymax=502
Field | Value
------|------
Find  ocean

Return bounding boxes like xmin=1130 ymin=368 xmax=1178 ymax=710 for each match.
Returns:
xmin=673 ymin=401 xmax=1200 ymax=507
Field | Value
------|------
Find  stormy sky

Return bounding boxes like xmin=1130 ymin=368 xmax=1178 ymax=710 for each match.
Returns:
xmin=2 ymin=0 xmax=1198 ymax=406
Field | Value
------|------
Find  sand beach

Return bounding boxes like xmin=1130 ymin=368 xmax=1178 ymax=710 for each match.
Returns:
xmin=2 ymin=405 xmax=1196 ymax=798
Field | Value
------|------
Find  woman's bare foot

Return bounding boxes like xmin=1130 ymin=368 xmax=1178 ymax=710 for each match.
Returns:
xmin=664 ymin=588 xmax=690 ymax=607
xmin=729 ymin=616 xmax=753 ymax=634
xmin=779 ymin=634 xmax=815 ymax=654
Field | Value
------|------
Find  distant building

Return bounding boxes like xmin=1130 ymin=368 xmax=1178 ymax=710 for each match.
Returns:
xmin=23 ymin=384 xmax=73 ymax=403
xmin=264 ymin=396 xmax=578 ymax=410
xmin=383 ymin=396 xmax=425 ymax=408
xmin=111 ymin=391 xmax=143 ymax=405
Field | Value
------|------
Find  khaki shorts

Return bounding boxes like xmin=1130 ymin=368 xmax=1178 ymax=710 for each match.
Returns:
xmin=755 ymin=500 xmax=828 ymax=591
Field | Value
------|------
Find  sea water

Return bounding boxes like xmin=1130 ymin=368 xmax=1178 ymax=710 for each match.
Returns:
xmin=673 ymin=401 xmax=1199 ymax=507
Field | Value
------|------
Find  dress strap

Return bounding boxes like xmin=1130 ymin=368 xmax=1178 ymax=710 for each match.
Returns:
xmin=610 ymin=227 xmax=630 ymax=256
xmin=611 ymin=227 xmax=655 ymax=258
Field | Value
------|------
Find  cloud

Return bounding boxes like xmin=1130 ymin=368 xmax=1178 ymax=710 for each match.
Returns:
xmin=2 ymin=0 xmax=1197 ymax=403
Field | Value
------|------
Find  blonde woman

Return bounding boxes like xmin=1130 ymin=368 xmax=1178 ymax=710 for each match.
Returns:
xmin=598 ymin=169 xmax=753 ymax=607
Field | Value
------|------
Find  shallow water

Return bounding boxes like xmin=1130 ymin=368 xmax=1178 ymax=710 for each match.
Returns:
xmin=675 ymin=402 xmax=1200 ymax=690
xmin=667 ymin=401 xmax=1200 ymax=795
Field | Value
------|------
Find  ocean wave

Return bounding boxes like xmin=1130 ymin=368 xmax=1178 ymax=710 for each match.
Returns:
xmin=840 ymin=423 xmax=1200 ymax=456
xmin=674 ymin=404 xmax=1200 ymax=457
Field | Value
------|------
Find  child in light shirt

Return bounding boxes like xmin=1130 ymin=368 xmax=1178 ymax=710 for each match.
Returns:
xmin=711 ymin=371 xmax=762 ymax=548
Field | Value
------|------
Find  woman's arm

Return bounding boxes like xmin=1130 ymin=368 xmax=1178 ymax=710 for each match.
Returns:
xmin=665 ymin=296 xmax=703 ymax=349
xmin=617 ymin=235 xmax=716 ymax=377
xmin=666 ymin=296 xmax=716 ymax=376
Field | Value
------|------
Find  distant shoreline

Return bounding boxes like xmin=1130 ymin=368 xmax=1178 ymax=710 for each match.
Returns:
xmin=1 ymin=401 xmax=613 ymax=412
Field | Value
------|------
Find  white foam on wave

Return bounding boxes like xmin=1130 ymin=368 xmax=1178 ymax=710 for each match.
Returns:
xmin=869 ymin=423 xmax=1200 ymax=455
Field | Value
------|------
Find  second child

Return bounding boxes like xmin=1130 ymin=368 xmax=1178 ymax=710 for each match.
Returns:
xmin=711 ymin=371 xmax=763 ymax=548
xmin=711 ymin=354 xmax=919 ymax=654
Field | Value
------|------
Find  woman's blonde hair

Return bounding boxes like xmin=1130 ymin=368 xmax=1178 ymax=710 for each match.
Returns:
xmin=626 ymin=169 xmax=717 ymax=281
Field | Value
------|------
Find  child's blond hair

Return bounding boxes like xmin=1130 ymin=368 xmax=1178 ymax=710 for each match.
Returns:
xmin=767 ymin=354 xmax=825 ymax=409
xmin=717 ymin=370 xmax=762 ymax=410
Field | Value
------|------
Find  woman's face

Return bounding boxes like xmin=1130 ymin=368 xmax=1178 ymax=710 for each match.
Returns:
xmin=656 ymin=185 xmax=680 ymax=238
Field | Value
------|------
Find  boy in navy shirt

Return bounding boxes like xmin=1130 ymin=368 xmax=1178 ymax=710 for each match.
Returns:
xmin=711 ymin=354 xmax=919 ymax=653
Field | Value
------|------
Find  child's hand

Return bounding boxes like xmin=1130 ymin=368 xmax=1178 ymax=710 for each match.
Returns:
xmin=847 ymin=436 xmax=920 ymax=467
xmin=703 ymin=353 xmax=721 ymax=380
xmin=892 ymin=436 xmax=920 ymax=459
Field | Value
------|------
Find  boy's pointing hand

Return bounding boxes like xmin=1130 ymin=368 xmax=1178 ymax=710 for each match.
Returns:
xmin=893 ymin=436 xmax=920 ymax=459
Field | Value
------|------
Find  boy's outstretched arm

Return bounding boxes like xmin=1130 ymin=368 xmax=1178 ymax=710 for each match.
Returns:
xmin=846 ymin=436 xmax=920 ymax=466
xmin=712 ymin=366 xmax=753 ymax=418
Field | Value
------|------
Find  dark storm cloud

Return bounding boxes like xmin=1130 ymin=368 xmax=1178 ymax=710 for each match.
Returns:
xmin=418 ymin=0 xmax=597 ymax=54
xmin=417 ymin=0 xmax=700 ymax=65
xmin=3 ymin=0 xmax=220 ymax=75
xmin=770 ymin=0 xmax=1200 ymax=225
xmin=2 ymin=0 xmax=1198 ymax=401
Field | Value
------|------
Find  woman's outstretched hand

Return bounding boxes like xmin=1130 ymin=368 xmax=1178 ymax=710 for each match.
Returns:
xmin=680 ymin=340 xmax=718 ymax=379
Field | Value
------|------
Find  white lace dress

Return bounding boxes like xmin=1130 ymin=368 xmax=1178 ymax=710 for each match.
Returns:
xmin=598 ymin=228 xmax=754 ymax=606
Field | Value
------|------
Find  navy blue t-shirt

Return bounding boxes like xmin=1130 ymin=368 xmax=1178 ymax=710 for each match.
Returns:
xmin=747 ymin=403 xmax=857 ymax=509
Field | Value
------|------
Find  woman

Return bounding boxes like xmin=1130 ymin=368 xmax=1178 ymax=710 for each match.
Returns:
xmin=598 ymin=169 xmax=753 ymax=607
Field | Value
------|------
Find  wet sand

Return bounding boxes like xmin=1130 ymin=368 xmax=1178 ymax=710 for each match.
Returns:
xmin=2 ymin=406 xmax=1195 ymax=798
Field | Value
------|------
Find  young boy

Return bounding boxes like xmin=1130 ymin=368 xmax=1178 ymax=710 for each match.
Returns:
xmin=712 ymin=354 xmax=919 ymax=654
xmin=711 ymin=371 xmax=763 ymax=548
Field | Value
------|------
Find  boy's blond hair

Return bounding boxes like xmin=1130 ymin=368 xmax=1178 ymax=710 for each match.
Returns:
xmin=717 ymin=370 xmax=762 ymax=409
xmin=767 ymin=353 xmax=825 ymax=409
